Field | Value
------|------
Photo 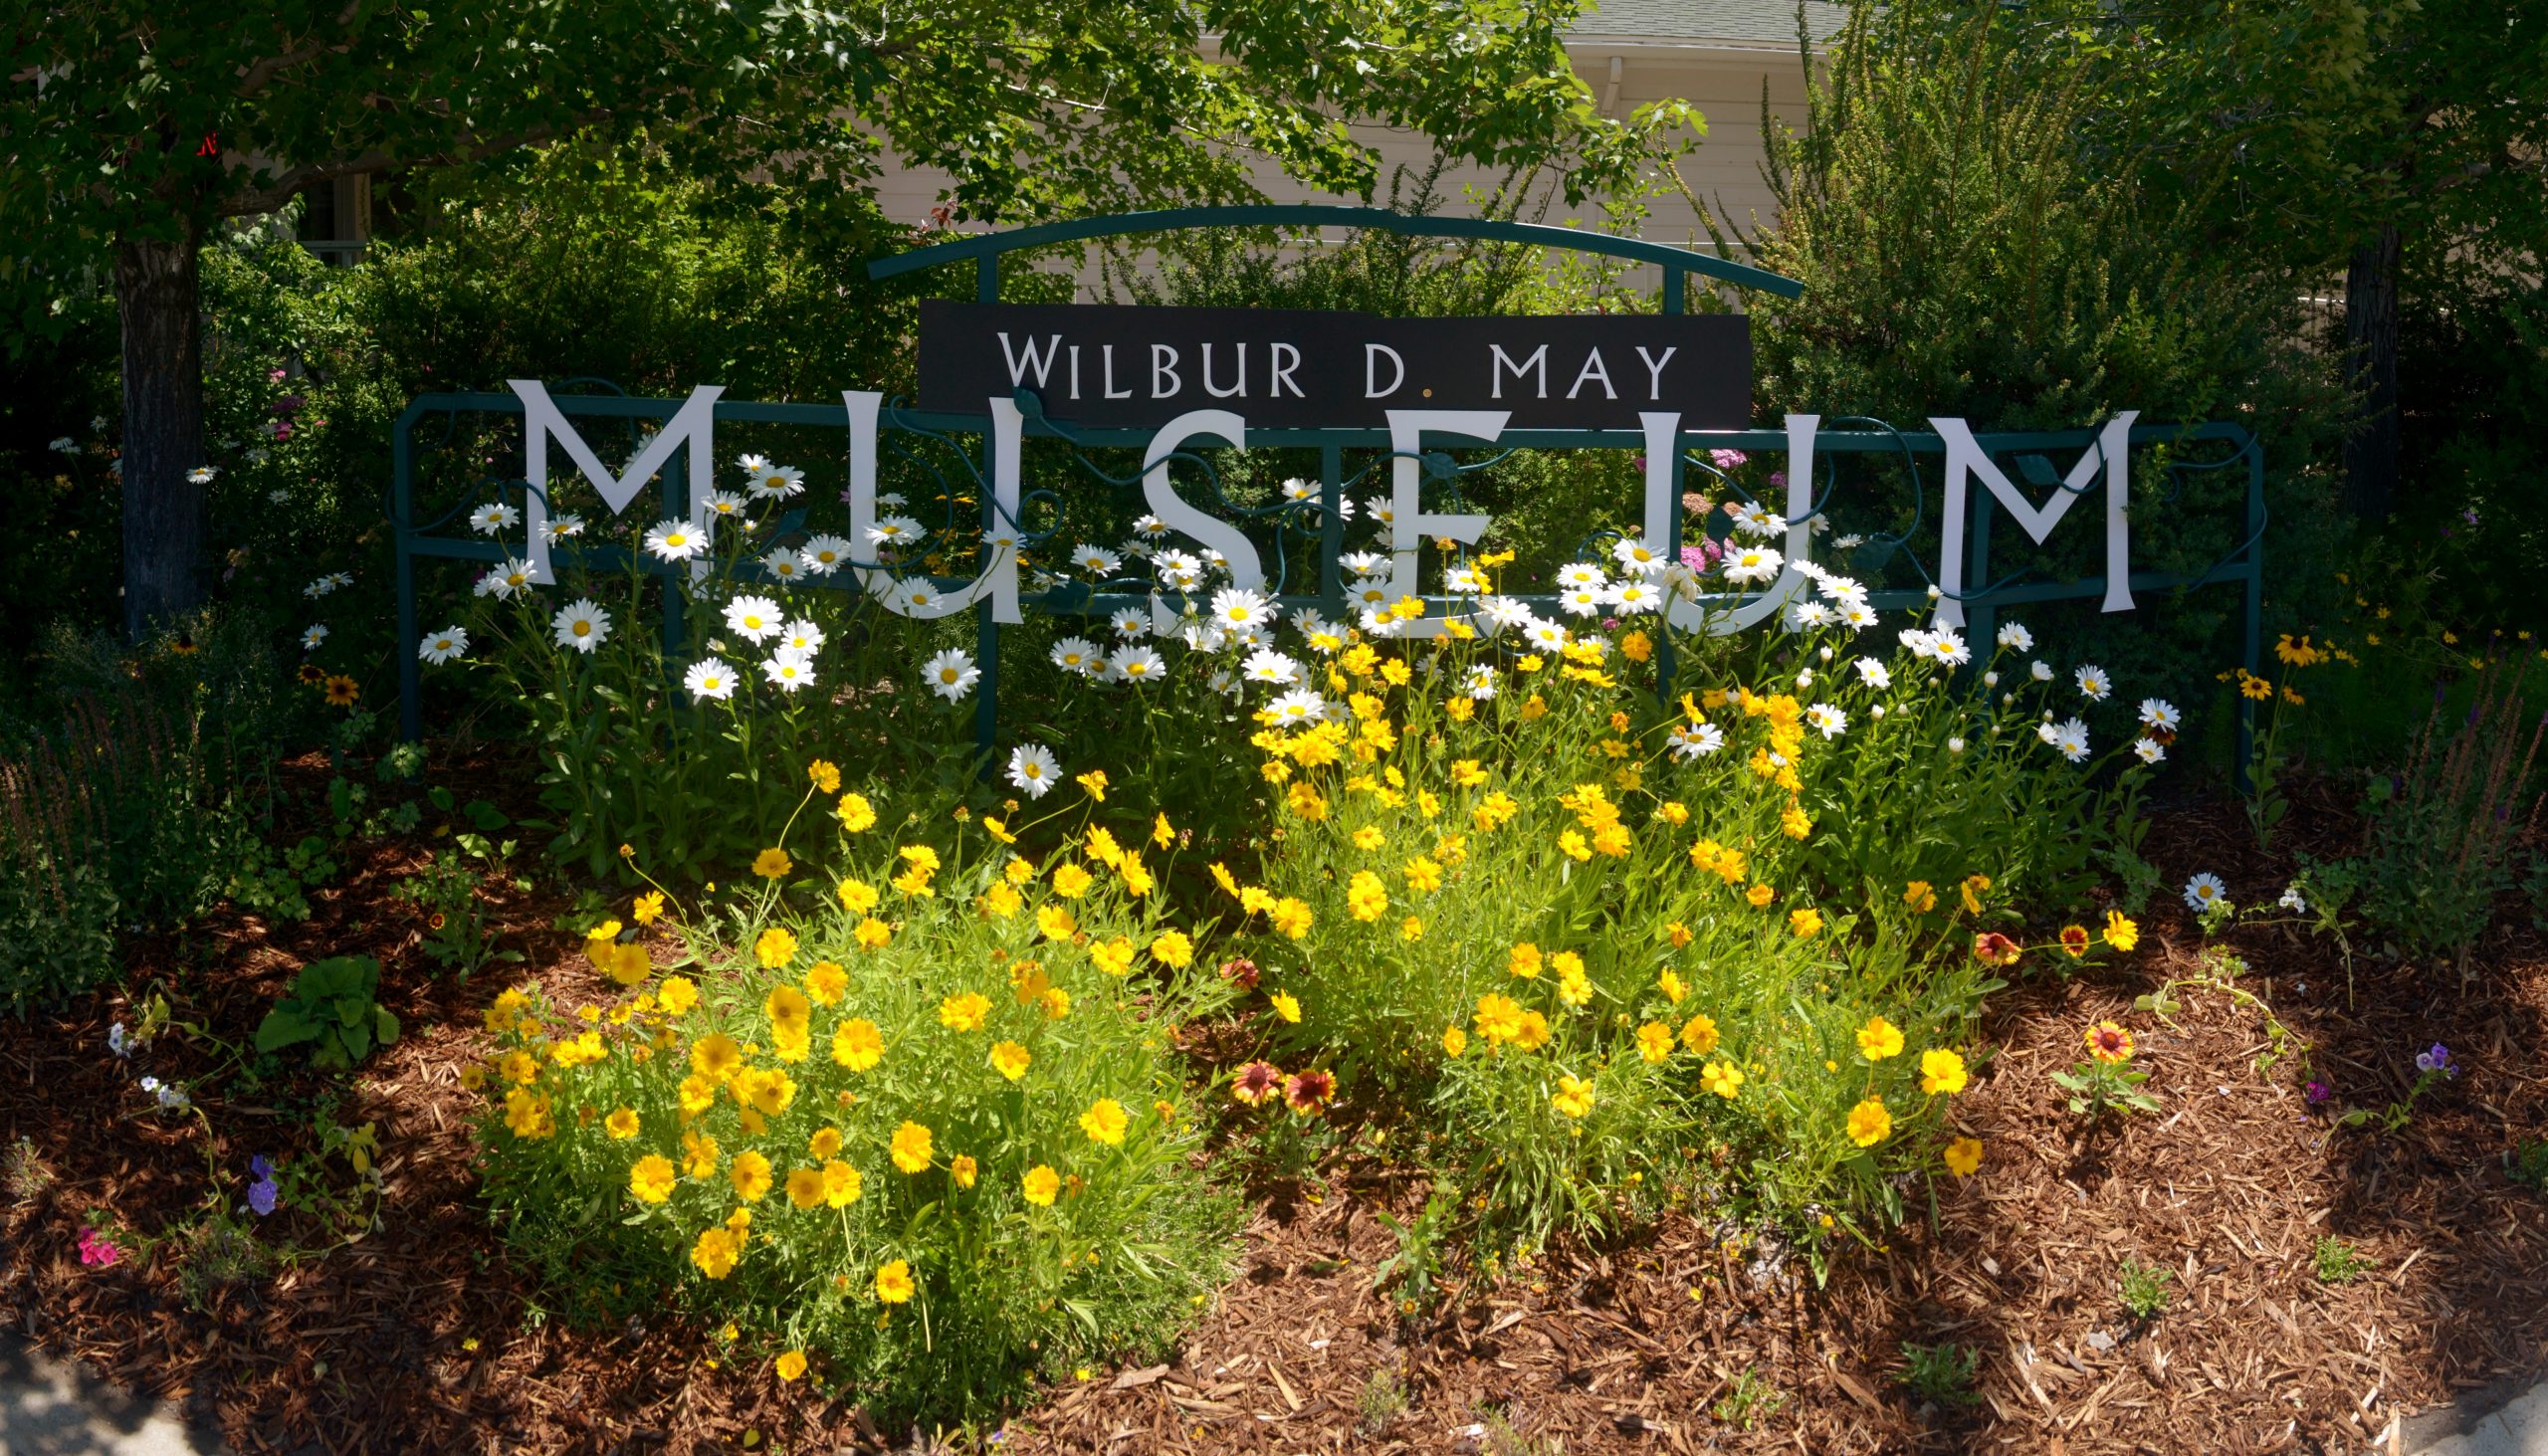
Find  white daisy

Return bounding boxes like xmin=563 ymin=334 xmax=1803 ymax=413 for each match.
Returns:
xmin=1341 ymin=551 xmax=1390 ymax=578
xmin=1266 ymin=689 xmax=1328 ymax=726
xmin=1365 ymin=497 xmax=1396 ymax=527
xmin=1461 ymin=596 xmax=1517 ymax=634
xmin=2046 ymin=718 xmax=2091 ymax=762
xmin=723 ymin=595 xmax=784 ymax=643
xmin=543 ymin=514 xmax=586 ymax=542
xmin=885 ymin=579 xmax=944 ymax=614
xmin=1558 ymin=585 xmax=1606 ymax=619
xmin=799 ymin=534 xmax=852 ymax=574
xmin=1835 ymin=599 xmax=1878 ymax=631
xmin=1280 ymin=478 xmax=1317 ymax=505
xmin=2139 ymin=698 xmax=2182 ymax=731
xmin=749 ymin=464 xmax=804 ymax=500
xmin=1805 ymin=703 xmax=1848 ymax=739
xmin=1783 ymin=599 xmax=1833 ymax=632
xmin=778 ymin=619 xmax=825 ymax=655
xmin=761 ymin=650 xmax=816 ymax=692
xmin=762 ymin=551 xmax=809 ymax=583
xmin=1050 ymin=637 xmax=1103 ymax=676
xmin=1074 ymin=545 xmax=1123 ymax=577
xmin=1209 ymin=587 xmax=1272 ymax=631
xmin=1102 ymin=608 xmax=1150 ymax=640
xmin=48 ymin=437 xmax=74 ymax=454
xmin=1445 ymin=565 xmax=1489 ymax=595
xmin=1722 ymin=545 xmax=1784 ymax=585
xmin=922 ymin=648 xmax=978 ymax=702
xmin=1611 ymin=580 xmax=1662 ymax=615
xmin=1731 ymin=504 xmax=1787 ymax=538
xmin=1464 ymin=664 xmax=1499 ymax=701
xmin=301 ymin=624 xmax=328 ymax=650
xmin=868 ymin=517 xmax=925 ymax=547
xmin=1834 ymin=533 xmax=1866 ymax=549
xmin=485 ymin=557 xmax=537 ymax=600
xmin=644 ymin=520 xmax=705 ymax=560
xmin=739 ymin=453 xmax=773 ymax=479
xmin=186 ymin=465 xmax=218 ymax=485
xmin=1854 ymin=657 xmax=1891 ymax=689
xmin=469 ymin=502 xmax=521 ymax=535
xmin=1996 ymin=621 xmax=2034 ymax=652
xmin=2183 ymin=872 xmax=2227 ymax=912
xmin=2133 ymin=736 xmax=2167 ymax=764
xmin=2030 ymin=660 xmax=2054 ymax=682
xmin=1524 ymin=618 xmax=1570 ymax=653
xmin=1611 ymin=538 xmax=1669 ymax=576
xmin=417 ymin=628 xmax=469 ymax=665
xmin=683 ymin=658 xmax=739 ymax=702
xmin=552 ymin=599 xmax=612 ymax=652
xmin=1668 ymin=722 xmax=1726 ymax=760
xmin=1006 ymin=743 xmax=1061 ymax=799
xmin=2075 ymin=664 xmax=2112 ymax=702
xmin=1242 ymin=649 xmax=1302 ymax=686
xmin=704 ymin=491 xmax=748 ymax=520
xmin=1111 ymin=646 xmax=1168 ymax=685
xmin=1555 ymin=561 xmax=1608 ymax=591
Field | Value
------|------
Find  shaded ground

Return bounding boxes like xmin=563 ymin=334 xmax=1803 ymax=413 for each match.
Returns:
xmin=5 ymin=782 xmax=2547 ymax=1453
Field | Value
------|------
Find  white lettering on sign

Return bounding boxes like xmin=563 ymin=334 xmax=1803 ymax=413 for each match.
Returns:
xmin=1365 ymin=343 xmax=1405 ymax=399
xmin=1269 ymin=343 xmax=1304 ymax=398
xmin=997 ymin=333 xmax=1062 ymax=390
xmin=1489 ymin=344 xmax=1548 ymax=400
xmin=1567 ymin=348 xmax=1616 ymax=401
xmin=1201 ymin=343 xmax=1246 ymax=399
xmin=1634 ymin=345 xmax=1677 ymax=400
xmin=1151 ymin=344 xmax=1182 ymax=399
xmin=509 ymin=379 xmax=724 ymax=585
xmin=1930 ymin=411 xmax=2138 ymax=629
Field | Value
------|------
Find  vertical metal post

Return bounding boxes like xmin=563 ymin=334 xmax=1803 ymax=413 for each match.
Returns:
xmin=393 ymin=409 xmax=421 ymax=743
xmin=1655 ymin=432 xmax=1681 ymax=702
xmin=1319 ymin=442 xmax=1345 ymax=621
xmin=659 ymin=441 xmax=688 ymax=664
xmin=1659 ymin=263 xmax=1686 ymax=316
xmin=1966 ymin=471 xmax=1997 ymax=671
xmin=2236 ymin=434 xmax=2266 ymax=793
xmin=972 ymin=254 xmax=1002 ymax=769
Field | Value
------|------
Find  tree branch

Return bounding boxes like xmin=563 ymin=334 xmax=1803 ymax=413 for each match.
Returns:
xmin=233 ymin=0 xmax=372 ymax=99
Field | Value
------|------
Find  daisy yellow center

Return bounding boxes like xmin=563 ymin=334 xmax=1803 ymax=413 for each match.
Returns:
xmin=573 ymin=622 xmax=591 ymax=636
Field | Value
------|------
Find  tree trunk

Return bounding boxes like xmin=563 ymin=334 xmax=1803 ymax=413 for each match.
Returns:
xmin=2340 ymin=223 xmax=2402 ymax=521
xmin=115 ymin=226 xmax=207 ymax=641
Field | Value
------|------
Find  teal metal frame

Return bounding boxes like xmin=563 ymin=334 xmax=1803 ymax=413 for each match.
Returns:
xmin=392 ymin=208 xmax=2263 ymax=773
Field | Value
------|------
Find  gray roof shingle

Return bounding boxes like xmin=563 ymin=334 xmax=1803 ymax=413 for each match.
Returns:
xmin=1572 ymin=0 xmax=1848 ymax=47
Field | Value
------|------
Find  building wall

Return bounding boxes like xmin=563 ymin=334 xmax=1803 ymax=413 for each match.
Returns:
xmin=866 ymin=42 xmax=1814 ymax=300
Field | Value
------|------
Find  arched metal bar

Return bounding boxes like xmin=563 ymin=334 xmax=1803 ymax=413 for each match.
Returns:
xmin=864 ymin=205 xmax=1805 ymax=300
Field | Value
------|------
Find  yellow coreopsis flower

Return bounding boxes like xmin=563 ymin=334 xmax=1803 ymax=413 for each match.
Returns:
xmin=1837 ymin=1100 xmax=1895 ymax=1153
xmin=1076 ymin=769 xmax=1109 ymax=801
xmin=691 ymin=1226 xmax=741 ymax=1280
xmin=1346 ymin=870 xmax=1389 ymax=922
xmin=1790 ymin=908 xmax=1823 ymax=938
xmin=990 ymin=1040 xmax=1032 ymax=1081
xmin=1149 ymin=929 xmax=1195 ymax=968
xmin=836 ymin=792 xmax=877 ymax=832
xmin=1856 ymin=1016 xmax=1905 ymax=1062
xmin=822 ymin=1159 xmax=863 ymax=1207
xmin=1080 ymin=1097 xmax=1129 ymax=1145
xmin=785 ymin=1165 xmax=825 ymax=1209
xmin=604 ymin=1107 xmax=640 ymax=1140
xmin=1036 ymin=904 xmax=1077 ymax=940
xmin=1919 ymin=1048 xmax=1969 ymax=1096
xmin=890 ymin=1121 xmax=935 ymax=1173
xmin=1269 ymin=991 xmax=1301 ymax=1023
xmin=1746 ymin=884 xmax=1777 ymax=909
xmin=628 ymin=1154 xmax=677 ymax=1204
xmin=775 ymin=1350 xmax=808 ymax=1382
xmin=807 ymin=759 xmax=842 ymax=794
xmin=804 ymin=960 xmax=848 ymax=1006
xmin=1090 ymin=937 xmax=1136 ymax=976
xmin=854 ymin=917 xmax=894 ymax=949
xmin=2102 ymin=910 xmax=2140 ymax=951
xmin=632 ymin=891 xmax=666 ymax=927
xmin=1658 ymin=968 xmax=1687 ymax=1004
xmin=752 ymin=847 xmax=793 ymax=880
xmin=1022 ymin=1164 xmax=1061 ymax=1206
xmin=1635 ymin=1022 xmax=1674 ymax=1064
xmin=1903 ymin=881 xmax=1937 ymax=913
xmin=938 ymin=992 xmax=990 ymax=1032
xmin=1942 ymin=1137 xmax=1985 ymax=1176
xmin=1050 ymin=862 xmax=1094 ymax=899
xmin=874 ymin=1259 xmax=917 ymax=1304
xmin=836 ymin=878 xmax=880 ymax=914
xmin=1700 ymin=1060 xmax=1744 ymax=1099
xmin=809 ymin=1127 xmax=843 ymax=1159
xmin=1551 ymin=1074 xmax=1596 ymax=1119
xmin=755 ymin=927 xmax=799 ymax=970
xmin=1269 ymin=898 xmax=1314 ymax=939
xmin=832 ymin=1018 xmax=885 ymax=1071
xmin=730 ymin=1150 xmax=772 ymax=1203
xmin=1680 ymin=1014 xmax=1720 ymax=1056
xmin=1442 ymin=1025 xmax=1468 ymax=1057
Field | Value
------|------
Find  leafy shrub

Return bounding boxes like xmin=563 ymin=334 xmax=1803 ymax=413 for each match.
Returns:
xmin=1898 ymin=1341 xmax=1980 ymax=1405
xmin=255 ymin=956 xmax=400 ymax=1070
xmin=1218 ymin=566 xmax=2149 ymax=1256
xmin=473 ymin=803 xmax=1239 ymax=1421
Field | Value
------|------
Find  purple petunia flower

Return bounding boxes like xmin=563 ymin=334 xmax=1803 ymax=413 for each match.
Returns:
xmin=2304 ymin=1080 xmax=2332 ymax=1106
xmin=247 ymin=1155 xmax=279 ymax=1216
xmin=2415 ymin=1043 xmax=2453 ymax=1076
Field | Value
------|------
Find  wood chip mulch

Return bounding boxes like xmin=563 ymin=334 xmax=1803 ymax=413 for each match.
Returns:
xmin=5 ymin=782 xmax=2547 ymax=1454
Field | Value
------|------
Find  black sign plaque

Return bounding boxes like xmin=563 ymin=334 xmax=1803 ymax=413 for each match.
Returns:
xmin=916 ymin=301 xmax=1751 ymax=431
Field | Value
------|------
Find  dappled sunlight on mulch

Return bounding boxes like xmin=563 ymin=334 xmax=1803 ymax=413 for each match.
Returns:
xmin=6 ymin=788 xmax=2548 ymax=1452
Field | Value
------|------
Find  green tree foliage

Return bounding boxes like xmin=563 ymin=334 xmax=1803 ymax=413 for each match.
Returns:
xmin=2 ymin=0 xmax=1691 ymax=637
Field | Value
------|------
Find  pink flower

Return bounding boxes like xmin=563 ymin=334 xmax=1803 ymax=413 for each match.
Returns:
xmin=77 ymin=1228 xmax=120 ymax=1268
xmin=1708 ymin=449 xmax=1749 ymax=471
